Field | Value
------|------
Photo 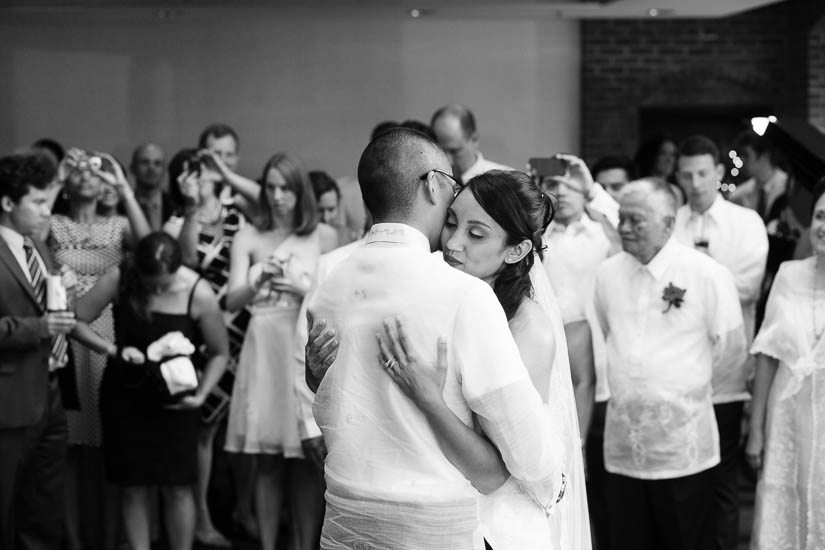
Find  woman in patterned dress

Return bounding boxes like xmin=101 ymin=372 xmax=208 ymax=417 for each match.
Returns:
xmin=746 ymin=183 xmax=825 ymax=550
xmin=163 ymin=148 xmax=261 ymax=546
xmin=48 ymin=149 xmax=150 ymax=550
xmin=225 ymin=152 xmax=337 ymax=550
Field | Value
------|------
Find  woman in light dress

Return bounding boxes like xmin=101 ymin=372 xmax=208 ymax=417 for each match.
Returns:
xmin=224 ymin=152 xmax=337 ymax=550
xmin=745 ymin=182 xmax=825 ymax=550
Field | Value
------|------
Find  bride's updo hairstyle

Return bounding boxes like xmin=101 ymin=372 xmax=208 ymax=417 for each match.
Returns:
xmin=465 ymin=170 xmax=554 ymax=320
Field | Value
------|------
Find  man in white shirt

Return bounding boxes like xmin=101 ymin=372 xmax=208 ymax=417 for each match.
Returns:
xmin=540 ymin=157 xmax=620 ymax=550
xmin=430 ymin=104 xmax=514 ymax=183
xmin=594 ymin=179 xmax=746 ymax=550
xmin=307 ymin=128 xmax=563 ymax=550
xmin=674 ymin=135 xmax=768 ymax=550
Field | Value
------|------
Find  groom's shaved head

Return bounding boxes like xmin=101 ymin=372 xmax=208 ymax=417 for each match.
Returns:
xmin=358 ymin=127 xmax=445 ymax=221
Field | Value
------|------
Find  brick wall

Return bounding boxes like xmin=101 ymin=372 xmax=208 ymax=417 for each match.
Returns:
xmin=581 ymin=0 xmax=825 ymax=164
xmin=810 ymin=15 xmax=825 ymax=133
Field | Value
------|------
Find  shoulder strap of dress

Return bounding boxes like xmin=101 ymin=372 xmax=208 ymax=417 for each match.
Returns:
xmin=187 ymin=275 xmax=202 ymax=318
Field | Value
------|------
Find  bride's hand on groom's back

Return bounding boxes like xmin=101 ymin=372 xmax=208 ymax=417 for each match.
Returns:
xmin=305 ymin=310 xmax=339 ymax=392
xmin=377 ymin=316 xmax=448 ymax=413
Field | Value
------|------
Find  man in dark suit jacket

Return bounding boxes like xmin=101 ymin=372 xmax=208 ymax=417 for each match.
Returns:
xmin=0 ymin=153 xmax=76 ymax=550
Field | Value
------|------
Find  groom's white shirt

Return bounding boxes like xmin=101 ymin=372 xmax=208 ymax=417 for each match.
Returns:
xmin=308 ymin=223 xmax=564 ymax=550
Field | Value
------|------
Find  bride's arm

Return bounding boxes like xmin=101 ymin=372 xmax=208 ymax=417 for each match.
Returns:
xmin=745 ymin=353 xmax=778 ymax=471
xmin=378 ymin=317 xmax=510 ymax=495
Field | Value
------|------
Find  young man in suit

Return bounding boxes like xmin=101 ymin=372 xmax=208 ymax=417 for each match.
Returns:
xmin=0 ymin=153 xmax=76 ymax=550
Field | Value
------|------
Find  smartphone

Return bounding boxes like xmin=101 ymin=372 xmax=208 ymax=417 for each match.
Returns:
xmin=527 ymin=157 xmax=566 ymax=178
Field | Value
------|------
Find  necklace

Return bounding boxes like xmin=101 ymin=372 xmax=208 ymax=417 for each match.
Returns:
xmin=814 ymin=257 xmax=824 ymax=340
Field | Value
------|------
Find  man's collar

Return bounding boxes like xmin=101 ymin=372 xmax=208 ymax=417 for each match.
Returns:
xmin=689 ymin=193 xmax=723 ymax=220
xmin=0 ymin=224 xmax=25 ymax=250
xmin=364 ymin=223 xmax=431 ymax=251
xmin=637 ymin=236 xmax=677 ymax=281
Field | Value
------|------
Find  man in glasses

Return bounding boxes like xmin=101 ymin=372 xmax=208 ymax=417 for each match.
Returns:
xmin=430 ymin=104 xmax=513 ymax=184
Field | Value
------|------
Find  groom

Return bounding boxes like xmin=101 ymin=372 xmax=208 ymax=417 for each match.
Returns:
xmin=306 ymin=128 xmax=564 ymax=549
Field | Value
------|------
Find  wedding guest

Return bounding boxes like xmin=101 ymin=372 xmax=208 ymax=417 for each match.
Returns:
xmin=0 ymin=153 xmax=75 ymax=550
xmin=306 ymin=128 xmax=563 ymax=549
xmin=71 ymin=232 xmax=228 ymax=550
xmin=635 ymin=134 xmax=685 ymax=205
xmin=551 ymin=154 xmax=620 ymax=228
xmin=673 ymin=135 xmax=769 ymax=550
xmin=309 ymin=171 xmax=340 ymax=227
xmin=592 ymin=155 xmax=635 ymax=203
xmin=635 ymin=134 xmax=677 ymax=183
xmin=48 ymin=149 xmax=150 ymax=550
xmin=745 ymin=182 xmax=825 ymax=550
xmin=541 ymin=159 xmax=620 ymax=550
xmin=594 ymin=179 xmax=746 ymax=550
xmin=199 ymin=123 xmax=240 ymax=173
xmin=163 ymin=148 xmax=260 ymax=547
xmin=224 ymin=152 xmax=336 ymax=550
xmin=730 ymin=130 xmax=789 ymax=221
xmin=431 ymin=104 xmax=514 ymax=183
xmin=130 ymin=143 xmax=173 ymax=231
xmin=32 ymin=138 xmax=65 ymax=168
xmin=730 ymin=130 xmax=804 ymax=324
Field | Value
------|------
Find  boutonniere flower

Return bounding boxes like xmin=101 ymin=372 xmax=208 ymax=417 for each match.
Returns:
xmin=662 ymin=282 xmax=686 ymax=313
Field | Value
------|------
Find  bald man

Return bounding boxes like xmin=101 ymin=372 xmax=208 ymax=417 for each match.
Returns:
xmin=430 ymin=104 xmax=513 ymax=183
xmin=306 ymin=128 xmax=563 ymax=550
xmin=594 ymin=179 xmax=746 ymax=550
xmin=129 ymin=143 xmax=172 ymax=231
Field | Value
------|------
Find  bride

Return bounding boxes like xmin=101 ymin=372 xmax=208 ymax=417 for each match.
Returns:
xmin=311 ymin=170 xmax=590 ymax=549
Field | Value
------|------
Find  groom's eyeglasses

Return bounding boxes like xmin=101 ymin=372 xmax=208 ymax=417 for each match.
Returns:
xmin=420 ymin=169 xmax=464 ymax=197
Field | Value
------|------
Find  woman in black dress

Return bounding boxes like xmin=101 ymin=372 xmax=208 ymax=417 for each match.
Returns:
xmin=72 ymin=232 xmax=229 ymax=550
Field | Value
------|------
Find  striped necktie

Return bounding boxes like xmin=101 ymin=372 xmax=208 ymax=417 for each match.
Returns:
xmin=23 ymin=240 xmax=69 ymax=370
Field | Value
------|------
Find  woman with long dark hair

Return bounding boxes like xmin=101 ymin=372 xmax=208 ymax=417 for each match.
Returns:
xmin=72 ymin=232 xmax=228 ymax=550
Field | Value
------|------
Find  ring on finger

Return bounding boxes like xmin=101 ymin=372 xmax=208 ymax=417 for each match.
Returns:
xmin=385 ymin=357 xmax=398 ymax=371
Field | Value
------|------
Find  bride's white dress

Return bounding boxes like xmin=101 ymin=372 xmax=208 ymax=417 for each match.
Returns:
xmin=480 ymin=259 xmax=591 ymax=550
xmin=750 ymin=257 xmax=825 ymax=550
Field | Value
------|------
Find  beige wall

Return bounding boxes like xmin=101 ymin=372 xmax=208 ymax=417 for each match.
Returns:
xmin=0 ymin=8 xmax=579 ymax=178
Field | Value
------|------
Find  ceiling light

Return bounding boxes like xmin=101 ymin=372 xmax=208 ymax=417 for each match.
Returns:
xmin=751 ymin=116 xmax=777 ymax=136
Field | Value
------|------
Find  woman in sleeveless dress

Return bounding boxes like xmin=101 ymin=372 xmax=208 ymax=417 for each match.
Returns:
xmin=164 ymin=148 xmax=261 ymax=545
xmin=745 ymin=184 xmax=825 ymax=550
xmin=48 ymin=149 xmax=150 ymax=550
xmin=72 ymin=233 xmax=229 ymax=550
xmin=225 ymin=152 xmax=337 ymax=550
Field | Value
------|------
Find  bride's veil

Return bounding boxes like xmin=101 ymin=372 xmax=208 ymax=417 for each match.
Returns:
xmin=529 ymin=255 xmax=592 ymax=550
